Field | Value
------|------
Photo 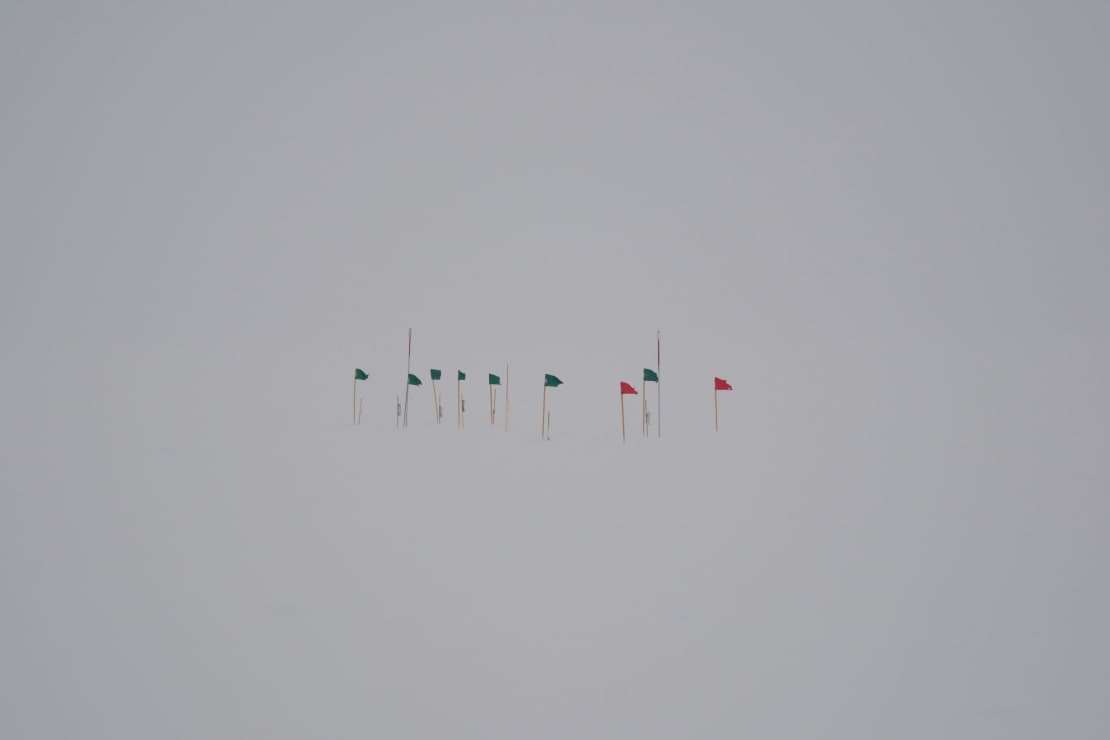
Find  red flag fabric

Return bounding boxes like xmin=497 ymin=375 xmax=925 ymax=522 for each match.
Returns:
xmin=620 ymin=381 xmax=638 ymax=395
xmin=714 ymin=377 xmax=733 ymax=391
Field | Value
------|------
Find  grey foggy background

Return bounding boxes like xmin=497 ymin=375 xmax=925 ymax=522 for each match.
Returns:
xmin=2 ymin=1 xmax=1108 ymax=738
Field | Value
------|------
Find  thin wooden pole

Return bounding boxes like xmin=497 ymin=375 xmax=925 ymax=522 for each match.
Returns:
xmin=541 ymin=384 xmax=547 ymax=440
xmin=715 ymin=388 xmax=719 ymax=431
xmin=403 ymin=329 xmax=412 ymax=427
xmin=547 ymin=410 xmax=551 ymax=440
xmin=403 ymin=383 xmax=410 ymax=427
xmin=621 ymin=389 xmax=626 ymax=444
xmin=431 ymin=379 xmax=439 ymax=423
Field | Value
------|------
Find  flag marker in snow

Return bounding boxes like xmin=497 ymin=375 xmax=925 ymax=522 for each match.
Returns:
xmin=542 ymin=374 xmax=562 ymax=440
xmin=354 ymin=368 xmax=368 ymax=424
xmin=714 ymin=376 xmax=733 ymax=431
xmin=620 ymin=381 xmax=638 ymax=444
xmin=430 ymin=369 xmax=442 ymax=424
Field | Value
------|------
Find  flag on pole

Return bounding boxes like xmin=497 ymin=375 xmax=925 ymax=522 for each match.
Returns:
xmin=544 ymin=374 xmax=563 ymax=387
xmin=430 ymin=369 xmax=442 ymax=381
xmin=355 ymin=369 xmax=368 ymax=380
xmin=620 ymin=381 xmax=638 ymax=395
xmin=489 ymin=373 xmax=501 ymax=385
xmin=458 ymin=371 xmax=466 ymax=381
xmin=408 ymin=373 xmax=423 ymax=386
xmin=643 ymin=368 xmax=658 ymax=383
xmin=715 ymin=377 xmax=733 ymax=391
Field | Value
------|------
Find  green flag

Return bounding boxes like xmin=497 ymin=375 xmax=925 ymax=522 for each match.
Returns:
xmin=643 ymin=368 xmax=658 ymax=382
xmin=430 ymin=369 xmax=442 ymax=381
xmin=489 ymin=373 xmax=500 ymax=385
xmin=458 ymin=371 xmax=466 ymax=381
xmin=408 ymin=373 xmax=422 ymax=386
xmin=355 ymin=369 xmax=368 ymax=380
xmin=544 ymin=374 xmax=563 ymax=387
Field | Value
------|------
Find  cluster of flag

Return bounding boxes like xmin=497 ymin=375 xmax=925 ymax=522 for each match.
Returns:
xmin=353 ymin=330 xmax=734 ymax=439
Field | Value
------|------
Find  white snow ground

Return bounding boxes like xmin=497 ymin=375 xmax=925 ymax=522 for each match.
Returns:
xmin=3 ymin=2 xmax=1109 ymax=738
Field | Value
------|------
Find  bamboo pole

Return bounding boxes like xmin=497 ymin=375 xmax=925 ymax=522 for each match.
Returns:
xmin=541 ymin=384 xmax=547 ymax=440
xmin=547 ymin=410 xmax=551 ymax=440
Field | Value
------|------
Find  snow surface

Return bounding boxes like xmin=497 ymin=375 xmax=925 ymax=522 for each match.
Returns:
xmin=3 ymin=3 xmax=1110 ymax=739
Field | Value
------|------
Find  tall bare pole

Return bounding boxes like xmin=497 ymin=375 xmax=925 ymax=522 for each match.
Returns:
xmin=403 ymin=328 xmax=412 ymax=427
xmin=657 ymin=331 xmax=661 ymax=438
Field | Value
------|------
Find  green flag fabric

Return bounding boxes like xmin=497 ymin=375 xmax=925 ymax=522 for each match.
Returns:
xmin=643 ymin=368 xmax=658 ymax=382
xmin=430 ymin=369 xmax=442 ymax=381
xmin=408 ymin=373 xmax=422 ymax=386
xmin=544 ymin=374 xmax=563 ymax=387
xmin=458 ymin=371 xmax=466 ymax=381
xmin=489 ymin=374 xmax=500 ymax=385
xmin=355 ymin=369 xmax=368 ymax=380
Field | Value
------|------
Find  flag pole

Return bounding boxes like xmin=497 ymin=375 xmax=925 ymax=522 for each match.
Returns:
xmin=431 ymin=377 xmax=439 ymax=423
xmin=403 ymin=329 xmax=412 ymax=427
xmin=541 ymin=383 xmax=547 ymax=440
xmin=621 ymin=386 xmax=627 ymax=444
xmin=657 ymin=331 xmax=661 ymax=439
xmin=504 ymin=363 xmax=510 ymax=432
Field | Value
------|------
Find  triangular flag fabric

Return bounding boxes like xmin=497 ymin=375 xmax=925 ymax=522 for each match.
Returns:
xmin=620 ymin=382 xmax=638 ymax=395
xmin=643 ymin=368 xmax=658 ymax=382
xmin=458 ymin=371 xmax=466 ymax=381
xmin=715 ymin=377 xmax=733 ymax=391
xmin=489 ymin=374 xmax=501 ymax=385
xmin=544 ymin=374 xmax=563 ymax=387
xmin=355 ymin=369 xmax=368 ymax=380
xmin=408 ymin=373 xmax=422 ymax=386
xmin=430 ymin=369 xmax=442 ymax=381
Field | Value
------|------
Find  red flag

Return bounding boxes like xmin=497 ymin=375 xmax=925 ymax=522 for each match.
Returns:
xmin=620 ymin=381 xmax=638 ymax=395
xmin=714 ymin=377 xmax=732 ymax=391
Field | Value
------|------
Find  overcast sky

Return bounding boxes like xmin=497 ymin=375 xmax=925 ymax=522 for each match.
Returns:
xmin=3 ymin=2 xmax=1109 ymax=738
